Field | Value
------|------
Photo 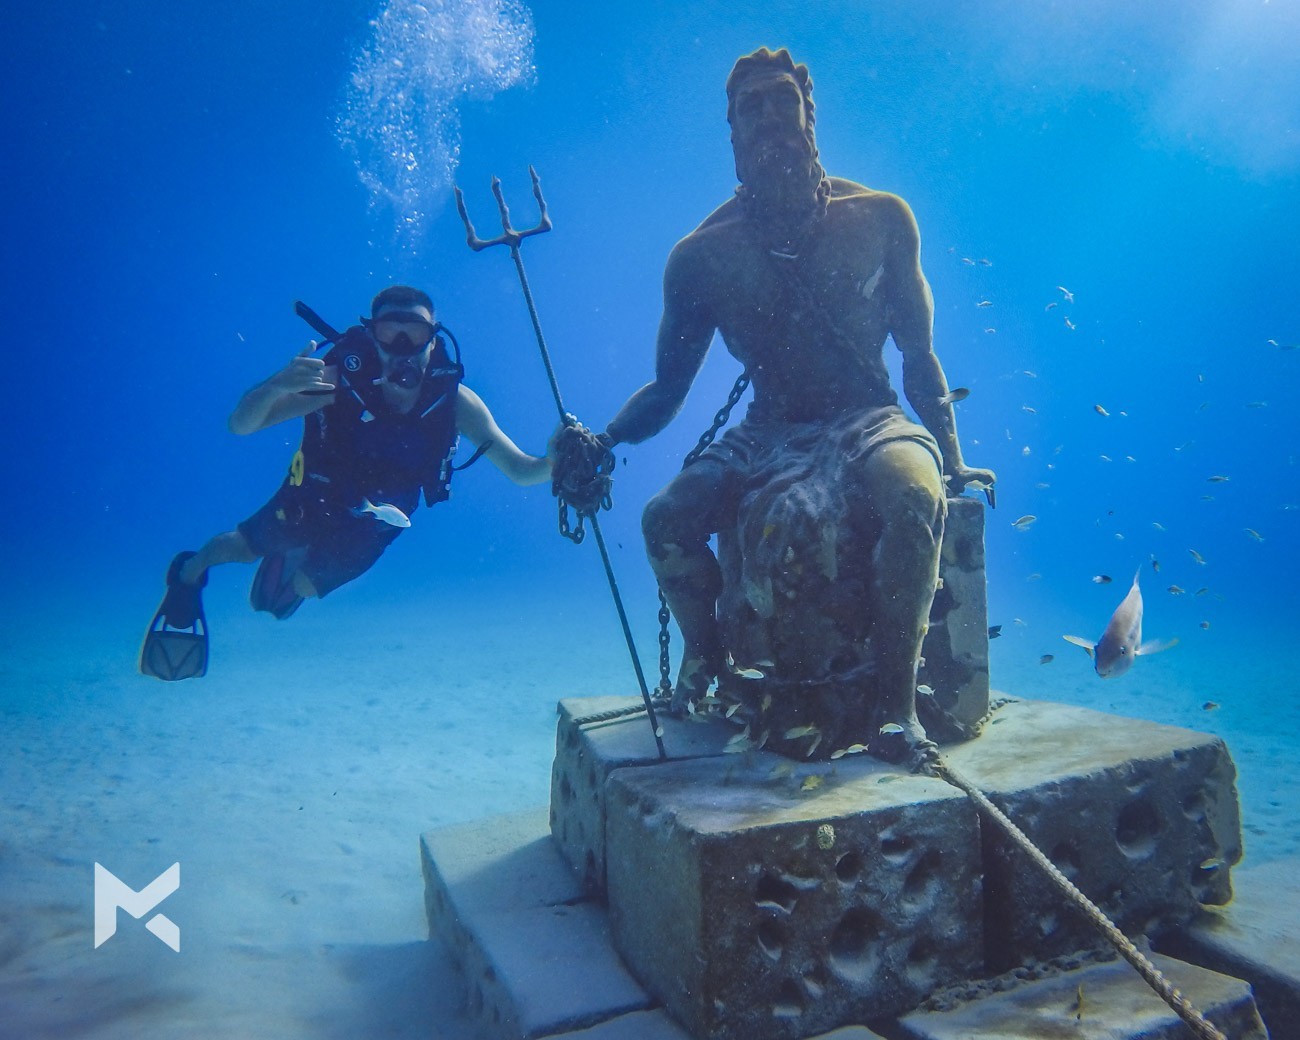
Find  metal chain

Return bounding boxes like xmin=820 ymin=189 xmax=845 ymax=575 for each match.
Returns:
xmin=927 ymin=748 xmax=1228 ymax=1040
xmin=655 ymin=369 xmax=752 ymax=697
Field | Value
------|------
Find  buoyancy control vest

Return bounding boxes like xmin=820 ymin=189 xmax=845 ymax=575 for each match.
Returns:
xmin=291 ymin=324 xmax=464 ymax=516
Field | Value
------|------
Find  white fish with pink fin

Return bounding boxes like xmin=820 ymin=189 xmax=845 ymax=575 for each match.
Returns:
xmin=1063 ymin=569 xmax=1177 ymax=677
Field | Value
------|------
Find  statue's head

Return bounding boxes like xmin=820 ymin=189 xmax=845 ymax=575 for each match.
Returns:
xmin=725 ymin=47 xmax=823 ymax=209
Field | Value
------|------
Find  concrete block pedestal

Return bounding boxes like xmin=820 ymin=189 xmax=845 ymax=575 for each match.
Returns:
xmin=420 ymin=696 xmax=1275 ymax=1039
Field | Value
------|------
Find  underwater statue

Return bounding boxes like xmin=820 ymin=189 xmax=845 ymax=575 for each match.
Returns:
xmin=587 ymin=48 xmax=995 ymax=762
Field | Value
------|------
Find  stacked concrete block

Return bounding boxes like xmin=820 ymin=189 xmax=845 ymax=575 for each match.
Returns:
xmin=421 ymin=808 xmax=651 ymax=1039
xmin=1158 ymin=857 xmax=1300 ymax=1040
xmin=895 ymin=952 xmax=1267 ymax=1039
xmin=549 ymin=696 xmax=736 ymax=894
xmin=604 ymin=751 xmax=984 ymax=1040
xmin=938 ymin=699 xmax=1243 ymax=971
xmin=916 ymin=495 xmax=990 ymax=740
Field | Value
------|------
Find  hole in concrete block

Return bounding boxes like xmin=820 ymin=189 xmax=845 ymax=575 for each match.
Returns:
xmin=1116 ymin=799 xmax=1159 ymax=858
xmin=559 ymin=774 xmax=574 ymax=804
xmin=1049 ymin=841 xmax=1082 ymax=880
xmin=902 ymin=850 xmax=942 ymax=909
xmin=829 ymin=908 xmax=881 ymax=983
xmin=881 ymin=833 xmax=911 ymax=863
xmin=755 ymin=873 xmax=800 ymax=913
xmin=1036 ymin=911 xmax=1060 ymax=939
xmin=835 ymin=851 xmax=864 ymax=883
xmin=757 ymin=920 xmax=785 ymax=961
xmin=1181 ymin=788 xmax=1207 ymax=821
xmin=772 ymin=979 xmax=805 ymax=1018
xmin=905 ymin=937 xmax=939 ymax=988
xmin=802 ymin=963 xmax=827 ymax=999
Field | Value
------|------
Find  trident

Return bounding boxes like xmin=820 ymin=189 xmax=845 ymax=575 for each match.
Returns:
xmin=454 ymin=167 xmax=666 ymax=759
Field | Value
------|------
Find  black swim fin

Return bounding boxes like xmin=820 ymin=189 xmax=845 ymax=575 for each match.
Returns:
xmin=250 ymin=549 xmax=306 ymax=620
xmin=140 ymin=552 xmax=209 ymax=681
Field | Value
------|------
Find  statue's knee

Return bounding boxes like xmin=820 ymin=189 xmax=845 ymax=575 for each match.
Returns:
xmin=641 ymin=491 xmax=669 ymax=544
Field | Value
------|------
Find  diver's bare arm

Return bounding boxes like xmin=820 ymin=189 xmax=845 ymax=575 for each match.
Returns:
xmin=229 ymin=346 xmax=335 ymax=435
xmin=605 ymin=244 xmax=715 ymax=445
xmin=456 ymin=385 xmax=552 ymax=487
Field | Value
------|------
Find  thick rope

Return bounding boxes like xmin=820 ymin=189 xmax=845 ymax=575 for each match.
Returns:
xmin=926 ymin=749 xmax=1227 ymax=1040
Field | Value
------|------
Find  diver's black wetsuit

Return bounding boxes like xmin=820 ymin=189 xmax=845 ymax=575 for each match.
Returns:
xmin=238 ymin=328 xmax=462 ymax=596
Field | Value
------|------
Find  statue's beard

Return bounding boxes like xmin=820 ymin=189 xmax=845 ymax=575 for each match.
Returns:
xmin=734 ymin=129 xmax=824 ymax=224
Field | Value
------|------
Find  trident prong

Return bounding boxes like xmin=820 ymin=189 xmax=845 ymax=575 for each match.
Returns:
xmin=453 ymin=165 xmax=551 ymax=252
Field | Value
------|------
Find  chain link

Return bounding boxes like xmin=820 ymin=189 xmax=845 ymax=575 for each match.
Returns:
xmin=655 ymin=369 xmax=751 ymax=696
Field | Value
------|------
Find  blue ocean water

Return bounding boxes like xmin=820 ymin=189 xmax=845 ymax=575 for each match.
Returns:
xmin=2 ymin=1 xmax=1298 ymax=1035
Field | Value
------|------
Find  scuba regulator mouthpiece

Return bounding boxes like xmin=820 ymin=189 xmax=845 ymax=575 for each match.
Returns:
xmin=387 ymin=358 xmax=423 ymax=389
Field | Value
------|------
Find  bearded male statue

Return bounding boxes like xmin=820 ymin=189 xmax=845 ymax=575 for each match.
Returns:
xmin=577 ymin=48 xmax=995 ymax=763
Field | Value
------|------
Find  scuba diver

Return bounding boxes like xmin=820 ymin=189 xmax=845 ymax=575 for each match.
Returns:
xmin=140 ymin=284 xmax=555 ymax=680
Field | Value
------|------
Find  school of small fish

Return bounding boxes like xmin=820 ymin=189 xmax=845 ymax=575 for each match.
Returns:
xmin=949 ymin=253 xmax=1287 ymax=690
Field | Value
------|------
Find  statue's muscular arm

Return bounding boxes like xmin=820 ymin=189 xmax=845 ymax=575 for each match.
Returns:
xmin=605 ymin=236 xmax=717 ymax=445
xmin=882 ymin=197 xmax=995 ymax=494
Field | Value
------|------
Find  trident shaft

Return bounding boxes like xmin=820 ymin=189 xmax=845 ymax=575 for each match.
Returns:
xmin=454 ymin=168 xmax=666 ymax=759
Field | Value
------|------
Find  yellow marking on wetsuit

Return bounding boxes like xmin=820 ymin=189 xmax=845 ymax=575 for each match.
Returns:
xmin=289 ymin=450 xmax=305 ymax=487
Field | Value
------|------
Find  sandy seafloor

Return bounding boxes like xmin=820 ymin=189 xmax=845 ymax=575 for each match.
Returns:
xmin=0 ymin=543 xmax=1296 ymax=1039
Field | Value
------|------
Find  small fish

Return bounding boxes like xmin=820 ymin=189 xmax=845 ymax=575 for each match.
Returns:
xmin=1151 ymin=557 xmax=1160 ymax=573
xmin=1125 ymin=455 xmax=1137 ymax=463
xmin=978 ymin=258 xmax=993 ymax=266
xmin=829 ymin=743 xmax=868 ymax=760
xmin=988 ymin=625 xmax=1003 ymax=639
xmin=1200 ymin=621 xmax=1211 ymax=630
xmin=1099 ymin=454 xmax=1113 ymax=462
xmin=1063 ymin=569 xmax=1177 ymax=678
xmin=1064 ymin=317 xmax=1077 ymax=331
xmin=1093 ymin=575 xmax=1112 ymax=584
xmin=724 ymin=731 xmax=754 ymax=754
xmin=976 ymin=300 xmax=993 ymax=308
xmin=1195 ymin=587 xmax=1209 ymax=596
xmin=1189 ymin=549 xmax=1207 ymax=565
xmin=1202 ymin=701 xmax=1219 ymax=711
xmin=1039 ymin=654 xmax=1054 ymax=665
xmin=352 ymin=498 xmax=412 ymax=528
xmin=1245 ymin=528 xmax=1264 ymax=542
xmin=1246 ymin=401 xmax=1268 ymax=408
xmin=770 ymin=760 xmax=796 ymax=780
xmin=1035 ymin=482 xmax=1051 ymax=489
xmin=961 ymin=256 xmax=975 ymax=265
xmin=1022 ymin=405 xmax=1037 ymax=414
xmin=916 ymin=684 xmax=936 ymax=697
xmin=800 ymin=775 xmax=824 ymax=792
xmin=1044 ymin=301 xmax=1058 ymax=311
xmin=878 ymin=723 xmax=905 ymax=735
xmin=1027 ymin=573 xmax=1042 ymax=581
xmin=1023 ymin=370 xmax=1038 ymax=378
xmin=939 ymin=387 xmax=971 ymax=405
xmin=1021 ymin=445 xmax=1032 ymax=457
xmin=1207 ymin=475 xmax=1230 ymax=483
xmin=1199 ymin=857 xmax=1226 ymax=871
xmin=1073 ymin=981 xmax=1086 ymax=1022
xmin=1012 ymin=514 xmax=1037 ymax=530
xmin=783 ymin=724 xmax=820 ymax=740
xmin=1057 ymin=286 xmax=1075 ymax=303
xmin=1152 ymin=522 xmax=1166 ymax=531
xmin=730 ymin=664 xmax=766 ymax=680
xmin=1094 ymin=404 xmax=1110 ymax=417
xmin=1168 ymin=585 xmax=1186 ymax=595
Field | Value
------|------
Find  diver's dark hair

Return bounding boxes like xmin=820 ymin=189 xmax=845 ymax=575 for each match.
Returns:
xmin=725 ymin=47 xmax=816 ymax=129
xmin=371 ymin=285 xmax=434 ymax=317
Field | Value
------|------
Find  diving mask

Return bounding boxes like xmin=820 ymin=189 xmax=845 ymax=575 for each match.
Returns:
xmin=364 ymin=311 xmax=439 ymax=357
